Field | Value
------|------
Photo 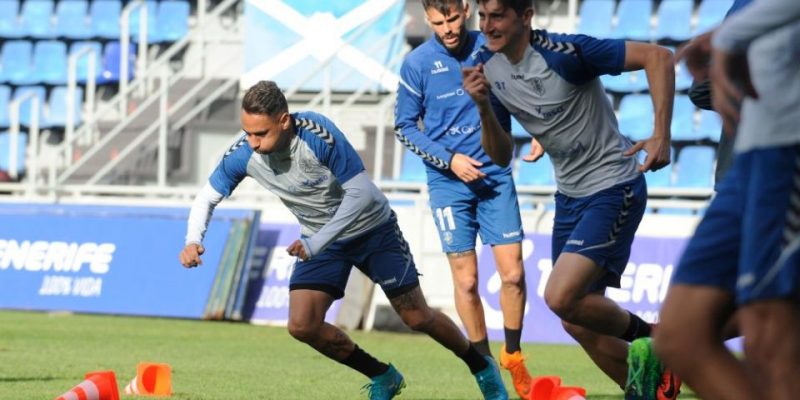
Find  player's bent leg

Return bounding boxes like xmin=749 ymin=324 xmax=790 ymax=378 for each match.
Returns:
xmin=654 ymin=284 xmax=758 ymax=400
xmin=562 ymin=320 xmax=628 ymax=386
xmin=287 ymin=289 xmax=353 ymax=358
xmin=447 ymin=250 xmax=489 ymax=345
xmin=388 ymin=285 xmax=509 ymax=400
xmin=740 ymin=300 xmax=800 ymax=400
xmin=289 ymin=288 xmax=405 ymax=400
xmin=544 ymin=252 xmax=629 ymax=335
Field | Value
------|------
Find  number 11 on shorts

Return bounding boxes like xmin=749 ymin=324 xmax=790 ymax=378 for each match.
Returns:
xmin=435 ymin=207 xmax=456 ymax=231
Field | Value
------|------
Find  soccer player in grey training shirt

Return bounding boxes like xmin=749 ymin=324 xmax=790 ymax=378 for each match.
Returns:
xmin=462 ymin=0 xmax=678 ymax=398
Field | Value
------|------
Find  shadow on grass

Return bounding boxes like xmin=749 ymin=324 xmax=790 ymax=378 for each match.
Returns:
xmin=0 ymin=376 xmax=62 ymax=383
xmin=588 ymin=393 xmax=700 ymax=399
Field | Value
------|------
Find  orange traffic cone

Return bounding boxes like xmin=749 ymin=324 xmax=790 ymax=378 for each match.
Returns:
xmin=550 ymin=386 xmax=587 ymax=400
xmin=123 ymin=362 xmax=172 ymax=396
xmin=55 ymin=370 xmax=120 ymax=400
xmin=529 ymin=375 xmax=562 ymax=400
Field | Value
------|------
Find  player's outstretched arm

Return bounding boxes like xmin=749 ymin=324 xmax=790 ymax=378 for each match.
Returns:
xmin=462 ymin=64 xmax=514 ymax=167
xmin=622 ymin=42 xmax=674 ymax=172
xmin=181 ymin=182 xmax=224 ymax=269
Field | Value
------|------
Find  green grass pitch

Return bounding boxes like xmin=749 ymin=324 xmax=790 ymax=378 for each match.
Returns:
xmin=0 ymin=310 xmax=696 ymax=399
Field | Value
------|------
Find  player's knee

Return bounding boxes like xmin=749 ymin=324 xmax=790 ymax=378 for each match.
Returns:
xmin=544 ymin=287 xmax=577 ymax=320
xmin=498 ymin=267 xmax=524 ymax=288
xmin=400 ymin=309 xmax=435 ymax=332
xmin=561 ymin=320 xmax=590 ymax=341
xmin=453 ymin=274 xmax=479 ymax=296
xmin=287 ymin=320 xmax=321 ymax=343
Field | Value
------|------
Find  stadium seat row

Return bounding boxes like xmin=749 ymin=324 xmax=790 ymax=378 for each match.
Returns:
xmin=617 ymin=94 xmax=722 ymax=143
xmin=577 ymin=0 xmax=734 ymax=42
xmin=0 ymin=0 xmax=189 ymax=42
xmin=0 ymin=39 xmax=135 ymax=85
xmin=398 ymin=144 xmax=717 ymax=189
xmin=0 ymin=84 xmax=84 ymax=128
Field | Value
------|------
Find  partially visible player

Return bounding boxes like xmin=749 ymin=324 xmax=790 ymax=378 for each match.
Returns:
xmin=179 ymin=81 xmax=509 ymax=400
xmin=462 ymin=0 xmax=679 ymax=399
xmin=655 ymin=1 xmax=800 ymax=399
xmin=394 ymin=0 xmax=532 ymax=396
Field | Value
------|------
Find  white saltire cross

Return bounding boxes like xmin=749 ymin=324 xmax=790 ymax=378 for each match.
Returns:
xmin=242 ymin=0 xmax=401 ymax=91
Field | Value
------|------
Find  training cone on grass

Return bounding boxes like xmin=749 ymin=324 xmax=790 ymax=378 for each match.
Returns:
xmin=123 ymin=362 xmax=172 ymax=396
xmin=55 ymin=370 xmax=120 ymax=400
xmin=528 ymin=375 xmax=562 ymax=400
xmin=550 ymin=386 xmax=587 ymax=400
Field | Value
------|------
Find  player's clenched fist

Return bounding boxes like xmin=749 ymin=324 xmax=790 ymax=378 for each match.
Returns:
xmin=179 ymin=243 xmax=205 ymax=268
xmin=461 ymin=64 xmax=491 ymax=106
xmin=287 ymin=240 xmax=309 ymax=261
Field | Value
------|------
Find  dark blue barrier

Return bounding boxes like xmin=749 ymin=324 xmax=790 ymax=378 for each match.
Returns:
xmin=0 ymin=203 xmax=259 ymax=319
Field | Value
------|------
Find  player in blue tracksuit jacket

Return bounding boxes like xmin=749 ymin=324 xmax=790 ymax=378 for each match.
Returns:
xmin=179 ymin=81 xmax=508 ymax=400
xmin=394 ymin=1 xmax=531 ymax=396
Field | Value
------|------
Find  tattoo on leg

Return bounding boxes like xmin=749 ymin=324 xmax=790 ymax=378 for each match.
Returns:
xmin=390 ymin=289 xmax=424 ymax=313
xmin=447 ymin=250 xmax=476 ymax=259
xmin=316 ymin=325 xmax=353 ymax=360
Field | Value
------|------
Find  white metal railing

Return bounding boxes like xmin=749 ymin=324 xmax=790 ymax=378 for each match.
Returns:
xmin=8 ymin=93 xmax=40 ymax=195
xmin=66 ymin=46 xmax=97 ymax=156
xmin=119 ymin=0 xmax=150 ymax=116
xmin=51 ymin=0 xmax=234 ymax=187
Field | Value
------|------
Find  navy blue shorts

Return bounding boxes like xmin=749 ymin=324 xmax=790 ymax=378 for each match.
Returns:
xmin=428 ymin=168 xmax=524 ymax=253
xmin=289 ymin=213 xmax=420 ymax=300
xmin=552 ymin=175 xmax=647 ymax=291
xmin=672 ymin=146 xmax=800 ymax=304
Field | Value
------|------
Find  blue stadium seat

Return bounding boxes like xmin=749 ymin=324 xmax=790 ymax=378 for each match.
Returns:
xmin=399 ymin=150 xmax=427 ymax=182
xmin=510 ymin=116 xmax=529 ymax=139
xmin=600 ymin=70 xmax=650 ymax=93
xmin=515 ymin=143 xmax=554 ymax=186
xmin=675 ymin=146 xmax=716 ymax=187
xmin=32 ymin=40 xmax=68 ymax=85
xmin=695 ymin=109 xmax=722 ymax=142
xmin=577 ymin=0 xmax=615 ymax=38
xmin=612 ymin=0 xmax=653 ymax=41
xmin=128 ymin=0 xmax=158 ymax=42
xmin=654 ymin=0 xmax=694 ymax=43
xmin=0 ymin=40 xmax=34 ymax=85
xmin=12 ymin=86 xmax=47 ymax=128
xmin=0 ymin=130 xmax=28 ymax=174
xmin=99 ymin=41 xmax=136 ymax=84
xmin=671 ymin=95 xmax=700 ymax=141
xmin=0 ymin=0 xmax=20 ymax=38
xmin=155 ymin=0 xmax=190 ymax=43
xmin=0 ymin=85 xmax=11 ymax=128
xmin=617 ymin=94 xmax=654 ymax=141
xmin=90 ymin=0 xmax=122 ymax=40
xmin=70 ymin=41 xmax=104 ymax=83
xmin=20 ymin=0 xmax=55 ymax=39
xmin=46 ymin=86 xmax=83 ymax=127
xmin=55 ymin=0 xmax=92 ymax=40
xmin=695 ymin=0 xmax=734 ymax=35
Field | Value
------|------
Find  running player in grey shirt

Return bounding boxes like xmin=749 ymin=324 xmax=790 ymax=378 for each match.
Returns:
xmin=463 ymin=0 xmax=677 ymax=398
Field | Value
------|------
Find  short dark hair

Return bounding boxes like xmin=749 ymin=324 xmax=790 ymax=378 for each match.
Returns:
xmin=241 ymin=80 xmax=288 ymax=116
xmin=475 ymin=0 xmax=532 ymax=17
xmin=422 ymin=0 xmax=464 ymax=16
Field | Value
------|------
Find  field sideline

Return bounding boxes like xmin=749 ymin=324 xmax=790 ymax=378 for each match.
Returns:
xmin=0 ymin=311 xmax=695 ymax=399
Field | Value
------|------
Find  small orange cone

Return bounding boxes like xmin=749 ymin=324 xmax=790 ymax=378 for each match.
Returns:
xmin=55 ymin=370 xmax=119 ymax=400
xmin=550 ymin=386 xmax=587 ymax=400
xmin=529 ymin=375 xmax=562 ymax=400
xmin=123 ymin=362 xmax=172 ymax=396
